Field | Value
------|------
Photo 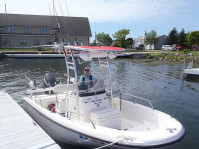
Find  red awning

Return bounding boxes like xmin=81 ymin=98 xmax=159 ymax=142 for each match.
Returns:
xmin=64 ymin=46 xmax=125 ymax=52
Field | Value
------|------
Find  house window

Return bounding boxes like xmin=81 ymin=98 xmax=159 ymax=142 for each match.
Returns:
xmin=33 ymin=39 xmax=39 ymax=45
xmin=24 ymin=26 xmax=31 ymax=33
xmin=3 ymin=38 xmax=10 ymax=45
xmin=46 ymin=40 xmax=52 ymax=45
xmin=20 ymin=39 xmax=27 ymax=45
xmin=7 ymin=26 xmax=15 ymax=33
xmin=40 ymin=27 xmax=50 ymax=34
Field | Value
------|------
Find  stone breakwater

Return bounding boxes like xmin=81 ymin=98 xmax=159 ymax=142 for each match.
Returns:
xmin=144 ymin=52 xmax=199 ymax=62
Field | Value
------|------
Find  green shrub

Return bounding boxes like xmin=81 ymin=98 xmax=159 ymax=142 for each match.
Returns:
xmin=148 ymin=54 xmax=154 ymax=59
xmin=183 ymin=48 xmax=191 ymax=54
xmin=143 ymin=54 xmax=148 ymax=58
xmin=37 ymin=47 xmax=42 ymax=51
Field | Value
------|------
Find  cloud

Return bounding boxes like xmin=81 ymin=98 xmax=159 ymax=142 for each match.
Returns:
xmin=66 ymin=0 xmax=187 ymax=22
xmin=0 ymin=0 xmax=187 ymax=23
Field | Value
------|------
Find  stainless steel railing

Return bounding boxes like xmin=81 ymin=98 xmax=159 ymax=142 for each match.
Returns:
xmin=107 ymin=91 xmax=154 ymax=110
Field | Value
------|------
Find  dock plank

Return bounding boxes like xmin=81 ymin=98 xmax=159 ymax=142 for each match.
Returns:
xmin=0 ymin=91 xmax=61 ymax=149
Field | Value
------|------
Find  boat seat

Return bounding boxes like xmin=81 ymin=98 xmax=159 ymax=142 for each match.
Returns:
xmin=90 ymin=108 xmax=121 ymax=129
xmin=35 ymin=96 xmax=56 ymax=109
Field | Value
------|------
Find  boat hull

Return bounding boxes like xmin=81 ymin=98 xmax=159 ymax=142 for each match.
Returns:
xmin=23 ymin=98 xmax=185 ymax=149
xmin=23 ymin=99 xmax=129 ymax=149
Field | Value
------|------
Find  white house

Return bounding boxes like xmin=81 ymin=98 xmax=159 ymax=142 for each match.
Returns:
xmin=134 ymin=35 xmax=168 ymax=50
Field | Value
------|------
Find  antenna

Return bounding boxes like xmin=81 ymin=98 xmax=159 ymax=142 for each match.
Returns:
xmin=5 ymin=4 xmax=7 ymax=14
xmin=46 ymin=0 xmax=52 ymax=16
xmin=64 ymin=0 xmax=70 ymax=17
xmin=64 ymin=0 xmax=73 ymax=45
xmin=52 ymin=0 xmax=59 ymax=44
xmin=53 ymin=0 xmax=56 ymax=27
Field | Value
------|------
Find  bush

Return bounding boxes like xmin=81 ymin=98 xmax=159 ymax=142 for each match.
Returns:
xmin=143 ymin=54 xmax=148 ymax=58
xmin=183 ymin=48 xmax=191 ymax=54
xmin=147 ymin=54 xmax=154 ymax=59
xmin=37 ymin=47 xmax=42 ymax=51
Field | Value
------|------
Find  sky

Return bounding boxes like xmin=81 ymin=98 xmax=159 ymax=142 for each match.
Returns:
xmin=0 ymin=0 xmax=199 ymax=42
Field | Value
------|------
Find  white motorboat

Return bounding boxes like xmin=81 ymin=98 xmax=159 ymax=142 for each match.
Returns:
xmin=23 ymin=46 xmax=185 ymax=149
xmin=184 ymin=60 xmax=199 ymax=76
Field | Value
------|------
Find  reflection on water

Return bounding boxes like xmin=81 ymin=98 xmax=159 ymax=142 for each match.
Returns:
xmin=0 ymin=58 xmax=199 ymax=149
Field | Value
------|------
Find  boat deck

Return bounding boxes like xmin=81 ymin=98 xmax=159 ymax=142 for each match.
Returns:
xmin=0 ymin=90 xmax=61 ymax=149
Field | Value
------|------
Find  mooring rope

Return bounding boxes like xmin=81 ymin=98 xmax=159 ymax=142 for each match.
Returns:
xmin=94 ymin=138 xmax=124 ymax=149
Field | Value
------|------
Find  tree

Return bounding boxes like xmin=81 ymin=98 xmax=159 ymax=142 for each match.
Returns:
xmin=167 ymin=27 xmax=178 ymax=45
xmin=187 ymin=31 xmax=199 ymax=48
xmin=103 ymin=34 xmax=113 ymax=46
xmin=112 ymin=29 xmax=130 ymax=48
xmin=92 ymin=39 xmax=97 ymax=46
xmin=144 ymin=30 xmax=157 ymax=49
xmin=96 ymin=32 xmax=112 ymax=46
xmin=126 ymin=38 xmax=133 ymax=46
xmin=184 ymin=32 xmax=191 ymax=47
xmin=178 ymin=28 xmax=186 ymax=46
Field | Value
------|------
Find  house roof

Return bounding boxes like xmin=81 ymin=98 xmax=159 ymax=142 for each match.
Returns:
xmin=0 ymin=13 xmax=92 ymax=37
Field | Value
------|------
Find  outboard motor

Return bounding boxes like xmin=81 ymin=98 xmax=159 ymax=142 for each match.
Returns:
xmin=43 ymin=73 xmax=56 ymax=88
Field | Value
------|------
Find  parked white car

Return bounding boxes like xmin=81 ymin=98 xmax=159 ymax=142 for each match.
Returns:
xmin=161 ymin=45 xmax=176 ymax=51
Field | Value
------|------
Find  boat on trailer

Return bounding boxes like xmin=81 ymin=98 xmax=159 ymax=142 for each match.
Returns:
xmin=23 ymin=46 xmax=185 ymax=149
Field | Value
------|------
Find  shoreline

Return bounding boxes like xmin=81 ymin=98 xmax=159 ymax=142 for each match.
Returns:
xmin=143 ymin=51 xmax=199 ymax=62
xmin=1 ymin=51 xmax=199 ymax=62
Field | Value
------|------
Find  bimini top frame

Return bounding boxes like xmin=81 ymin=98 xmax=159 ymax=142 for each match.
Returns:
xmin=62 ymin=46 xmax=125 ymax=120
xmin=64 ymin=45 xmax=125 ymax=52
xmin=64 ymin=46 xmax=124 ymax=61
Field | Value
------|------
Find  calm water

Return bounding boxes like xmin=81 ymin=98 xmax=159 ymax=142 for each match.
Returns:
xmin=0 ymin=58 xmax=199 ymax=149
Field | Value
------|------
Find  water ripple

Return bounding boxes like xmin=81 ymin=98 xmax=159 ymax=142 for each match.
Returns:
xmin=0 ymin=59 xmax=199 ymax=149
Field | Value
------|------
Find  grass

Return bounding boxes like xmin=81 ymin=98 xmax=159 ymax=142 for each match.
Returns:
xmin=188 ymin=51 xmax=199 ymax=56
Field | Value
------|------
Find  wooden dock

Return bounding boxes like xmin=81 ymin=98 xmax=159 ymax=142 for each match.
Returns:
xmin=0 ymin=90 xmax=61 ymax=149
xmin=6 ymin=54 xmax=65 ymax=58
